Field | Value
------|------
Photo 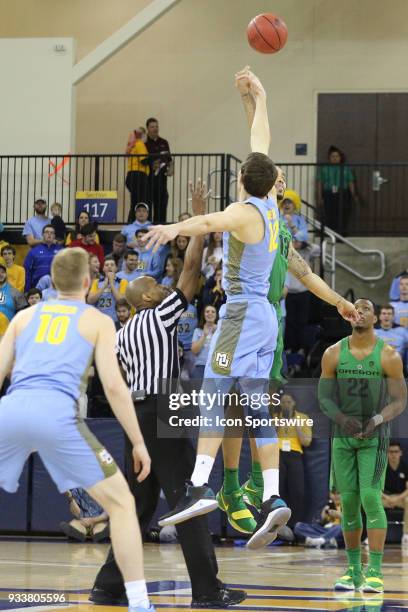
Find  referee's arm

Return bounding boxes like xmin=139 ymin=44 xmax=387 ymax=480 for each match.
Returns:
xmin=177 ymin=180 xmax=208 ymax=303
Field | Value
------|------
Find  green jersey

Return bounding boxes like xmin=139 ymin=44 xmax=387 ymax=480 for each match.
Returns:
xmin=336 ymin=336 xmax=387 ymax=424
xmin=267 ymin=220 xmax=292 ymax=308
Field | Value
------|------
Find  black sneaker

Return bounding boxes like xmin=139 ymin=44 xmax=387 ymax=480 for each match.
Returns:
xmin=89 ymin=587 xmax=128 ymax=605
xmin=246 ymin=496 xmax=291 ymax=550
xmin=158 ymin=482 xmax=218 ymax=527
xmin=191 ymin=586 xmax=247 ymax=608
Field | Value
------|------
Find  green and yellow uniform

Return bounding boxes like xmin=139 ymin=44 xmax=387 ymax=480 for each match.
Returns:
xmin=267 ymin=220 xmax=292 ymax=384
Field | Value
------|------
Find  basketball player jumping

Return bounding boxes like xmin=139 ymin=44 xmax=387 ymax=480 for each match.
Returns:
xmin=320 ymin=298 xmax=406 ymax=593
xmin=0 ymin=248 xmax=154 ymax=612
xmin=144 ymin=70 xmax=301 ymax=549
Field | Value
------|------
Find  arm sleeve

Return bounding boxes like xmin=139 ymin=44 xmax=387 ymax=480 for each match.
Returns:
xmin=156 ymin=289 xmax=188 ymax=329
xmin=192 ymin=328 xmax=202 ymax=342
xmin=389 ymin=276 xmax=402 ymax=301
xmin=318 ymin=378 xmax=341 ymax=422
xmin=22 ymin=220 xmax=33 ymax=237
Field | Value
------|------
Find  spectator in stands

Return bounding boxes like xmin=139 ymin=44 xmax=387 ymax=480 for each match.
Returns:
xmin=161 ymin=256 xmax=183 ymax=289
xmin=50 ymin=202 xmax=67 ymax=244
xmin=316 ymin=145 xmax=358 ymax=235
xmin=178 ymin=211 xmax=192 ymax=222
xmin=382 ymin=441 xmax=408 ymax=549
xmin=106 ymin=233 xmax=127 ymax=270
xmin=69 ymin=224 xmax=104 ymax=269
xmin=115 ymin=298 xmax=132 ymax=331
xmin=24 ymin=225 xmax=62 ymax=291
xmin=132 ymin=229 xmax=162 ymax=279
xmin=116 ymin=250 xmax=140 ymax=282
xmin=66 ymin=211 xmax=99 ymax=246
xmin=191 ymin=305 xmax=218 ymax=380
xmin=87 ymin=257 xmax=127 ymax=321
xmin=390 ymin=267 xmax=408 ymax=301
xmin=145 ymin=117 xmax=173 ymax=224
xmin=275 ymin=393 xmax=312 ymax=534
xmin=178 ymin=300 xmax=198 ymax=380
xmin=172 ymin=235 xmax=190 ymax=262
xmin=202 ymin=266 xmax=226 ymax=310
xmin=42 ymin=280 xmax=58 ymax=301
xmin=391 ymin=275 xmax=408 ymax=328
xmin=1 ymin=245 xmax=25 ymax=292
xmin=36 ymin=274 xmax=52 ymax=292
xmin=294 ymin=491 xmax=343 ymax=549
xmin=26 ymin=288 xmax=42 ymax=306
xmin=60 ymin=488 xmax=109 ymax=543
xmin=126 ymin=127 xmax=150 ymax=223
xmin=202 ymin=232 xmax=223 ymax=279
xmin=89 ymin=254 xmax=101 ymax=282
xmin=375 ymin=304 xmax=408 ymax=362
xmin=0 ymin=258 xmax=26 ymax=337
xmin=121 ymin=203 xmax=152 ymax=247
xmin=22 ymin=198 xmax=51 ymax=247
xmin=284 ymin=241 xmax=320 ymax=354
xmin=279 ymin=190 xmax=308 ymax=243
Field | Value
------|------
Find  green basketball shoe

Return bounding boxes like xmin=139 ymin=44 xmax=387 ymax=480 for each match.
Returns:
xmin=216 ymin=487 xmax=257 ymax=534
xmin=240 ymin=478 xmax=263 ymax=511
xmin=360 ymin=568 xmax=384 ymax=593
xmin=334 ymin=566 xmax=364 ymax=591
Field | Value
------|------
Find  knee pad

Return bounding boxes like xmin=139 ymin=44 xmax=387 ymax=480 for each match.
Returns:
xmin=360 ymin=487 xmax=387 ymax=529
xmin=341 ymin=491 xmax=363 ymax=531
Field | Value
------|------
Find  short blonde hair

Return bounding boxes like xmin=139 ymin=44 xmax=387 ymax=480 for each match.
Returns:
xmin=51 ymin=202 xmax=62 ymax=213
xmin=51 ymin=248 xmax=89 ymax=292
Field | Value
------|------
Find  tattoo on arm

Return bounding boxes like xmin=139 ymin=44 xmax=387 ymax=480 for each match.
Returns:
xmin=288 ymin=246 xmax=311 ymax=279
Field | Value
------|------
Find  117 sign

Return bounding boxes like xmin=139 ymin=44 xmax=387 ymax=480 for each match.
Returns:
xmin=75 ymin=191 xmax=117 ymax=223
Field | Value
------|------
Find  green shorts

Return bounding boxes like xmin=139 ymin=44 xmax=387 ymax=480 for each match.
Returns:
xmin=331 ymin=434 xmax=389 ymax=493
xmin=269 ymin=308 xmax=285 ymax=386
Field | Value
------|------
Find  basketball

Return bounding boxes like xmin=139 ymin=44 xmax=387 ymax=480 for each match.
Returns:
xmin=247 ymin=13 xmax=288 ymax=54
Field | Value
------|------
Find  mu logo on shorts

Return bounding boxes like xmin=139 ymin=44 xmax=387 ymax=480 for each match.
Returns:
xmin=214 ymin=351 xmax=232 ymax=370
xmin=98 ymin=449 xmax=114 ymax=465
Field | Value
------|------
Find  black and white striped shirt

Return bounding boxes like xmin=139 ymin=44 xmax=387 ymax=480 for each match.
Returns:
xmin=116 ymin=289 xmax=187 ymax=394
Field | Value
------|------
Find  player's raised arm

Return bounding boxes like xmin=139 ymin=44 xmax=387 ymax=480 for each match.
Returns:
xmin=94 ymin=315 xmax=151 ymax=481
xmin=248 ymin=72 xmax=270 ymax=156
xmin=287 ymin=243 xmax=359 ymax=324
xmin=235 ymin=66 xmax=256 ymax=128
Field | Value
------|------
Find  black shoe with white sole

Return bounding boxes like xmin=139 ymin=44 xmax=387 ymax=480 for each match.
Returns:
xmin=246 ymin=496 xmax=291 ymax=550
xmin=158 ymin=482 xmax=218 ymax=527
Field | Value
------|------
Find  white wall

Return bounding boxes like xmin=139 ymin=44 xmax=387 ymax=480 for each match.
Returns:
xmin=0 ymin=38 xmax=75 ymax=155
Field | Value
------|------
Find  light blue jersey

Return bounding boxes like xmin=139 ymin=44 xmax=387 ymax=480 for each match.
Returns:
xmin=177 ymin=303 xmax=198 ymax=350
xmin=223 ymin=195 xmax=279 ymax=300
xmin=375 ymin=325 xmax=408 ymax=358
xmin=0 ymin=298 xmax=118 ymax=494
xmin=8 ymin=300 xmax=94 ymax=401
xmin=390 ymin=301 xmax=408 ymax=328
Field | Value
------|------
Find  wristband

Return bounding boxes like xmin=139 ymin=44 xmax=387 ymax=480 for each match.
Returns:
xmin=372 ymin=414 xmax=384 ymax=427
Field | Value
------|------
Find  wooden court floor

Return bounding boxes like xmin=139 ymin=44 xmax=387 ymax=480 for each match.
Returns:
xmin=1 ymin=539 xmax=408 ymax=611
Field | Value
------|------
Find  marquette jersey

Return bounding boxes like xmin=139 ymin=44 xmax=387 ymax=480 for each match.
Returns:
xmin=8 ymin=300 xmax=94 ymax=401
xmin=336 ymin=336 xmax=387 ymax=427
xmin=89 ymin=277 xmax=128 ymax=321
xmin=268 ymin=220 xmax=292 ymax=307
xmin=223 ymin=195 xmax=279 ymax=299
xmin=177 ymin=303 xmax=198 ymax=350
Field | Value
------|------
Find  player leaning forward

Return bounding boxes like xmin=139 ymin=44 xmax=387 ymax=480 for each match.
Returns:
xmin=0 ymin=248 xmax=154 ymax=612
xmin=144 ymin=71 xmax=290 ymax=549
xmin=319 ymin=298 xmax=406 ymax=593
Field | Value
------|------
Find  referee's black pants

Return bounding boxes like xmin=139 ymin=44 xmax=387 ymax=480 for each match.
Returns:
xmin=279 ymin=450 xmax=305 ymax=529
xmin=93 ymin=396 xmax=220 ymax=599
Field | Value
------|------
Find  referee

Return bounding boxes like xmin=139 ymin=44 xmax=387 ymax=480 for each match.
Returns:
xmin=90 ymin=181 xmax=246 ymax=608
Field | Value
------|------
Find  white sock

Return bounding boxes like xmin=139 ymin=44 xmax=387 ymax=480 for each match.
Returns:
xmin=262 ymin=468 xmax=280 ymax=501
xmin=125 ymin=580 xmax=149 ymax=610
xmin=191 ymin=454 xmax=215 ymax=486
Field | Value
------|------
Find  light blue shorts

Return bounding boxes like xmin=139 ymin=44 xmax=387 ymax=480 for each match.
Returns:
xmin=0 ymin=390 xmax=117 ymax=494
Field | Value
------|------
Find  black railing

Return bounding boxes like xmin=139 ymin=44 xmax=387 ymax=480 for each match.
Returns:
xmin=1 ymin=156 xmax=407 ymax=235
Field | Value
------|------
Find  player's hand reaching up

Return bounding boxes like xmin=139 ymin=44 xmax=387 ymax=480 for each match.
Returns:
xmin=190 ymin=178 xmax=210 ymax=216
xmin=336 ymin=298 xmax=360 ymax=324
xmin=247 ymin=70 xmax=266 ymax=99
xmin=132 ymin=440 xmax=151 ymax=482
xmin=235 ymin=66 xmax=251 ymax=95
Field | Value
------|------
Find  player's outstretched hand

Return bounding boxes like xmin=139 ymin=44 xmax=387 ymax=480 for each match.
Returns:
xmin=336 ymin=298 xmax=360 ymax=324
xmin=248 ymin=71 xmax=266 ymax=99
xmin=190 ymin=178 xmax=210 ymax=216
xmin=142 ymin=224 xmax=179 ymax=253
xmin=235 ymin=66 xmax=251 ymax=95
xmin=132 ymin=441 xmax=151 ymax=482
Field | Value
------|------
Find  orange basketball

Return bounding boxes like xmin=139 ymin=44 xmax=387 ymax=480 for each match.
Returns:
xmin=247 ymin=13 xmax=288 ymax=54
